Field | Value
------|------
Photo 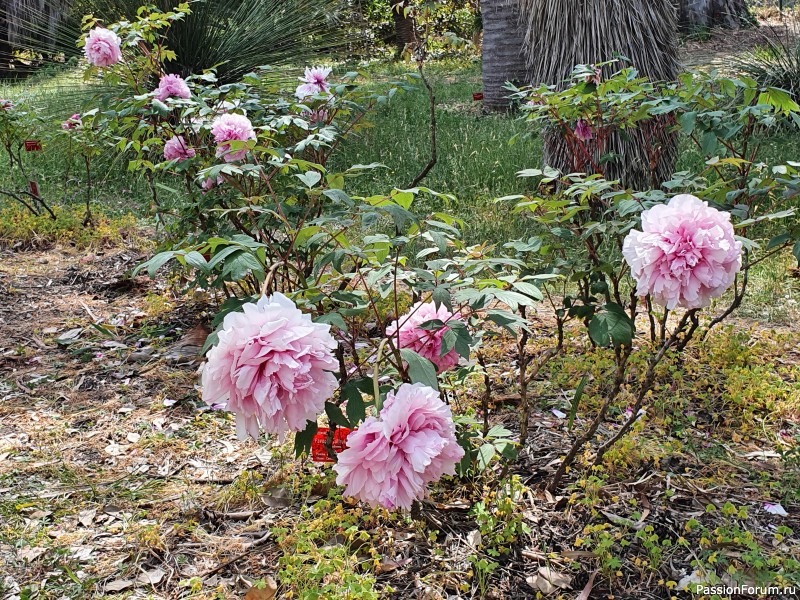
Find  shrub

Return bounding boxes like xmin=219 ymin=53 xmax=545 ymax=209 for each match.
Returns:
xmin=0 ymin=203 xmax=137 ymax=249
xmin=733 ymin=22 xmax=800 ymax=102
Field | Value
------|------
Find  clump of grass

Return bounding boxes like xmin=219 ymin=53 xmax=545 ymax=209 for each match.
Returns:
xmin=0 ymin=203 xmax=139 ymax=249
xmin=731 ymin=19 xmax=800 ymax=101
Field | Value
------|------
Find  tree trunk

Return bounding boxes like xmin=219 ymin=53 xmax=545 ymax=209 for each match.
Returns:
xmin=0 ymin=0 xmax=67 ymax=77
xmin=677 ymin=0 xmax=750 ymax=30
xmin=392 ymin=1 xmax=416 ymax=59
xmin=518 ymin=0 xmax=680 ymax=190
xmin=480 ymin=0 xmax=526 ymax=111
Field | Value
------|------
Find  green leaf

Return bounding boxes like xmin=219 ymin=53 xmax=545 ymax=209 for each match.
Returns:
xmin=184 ymin=251 xmax=209 ymax=273
xmin=201 ymin=330 xmax=219 ymax=355
xmin=511 ymin=281 xmax=543 ymax=301
xmin=477 ymin=444 xmax=496 ymax=472
xmin=568 ymin=374 xmax=589 ymax=432
xmin=588 ymin=303 xmax=634 ymax=347
xmin=222 ymin=250 xmax=264 ymax=281
xmin=440 ymin=328 xmax=457 ymax=357
xmin=138 ymin=251 xmax=175 ymax=278
xmin=447 ymin=320 xmax=473 ymax=358
xmin=296 ymin=171 xmax=322 ymax=189
xmin=793 ymin=240 xmax=800 ymax=266
xmin=314 ymin=312 xmax=348 ymax=332
xmin=701 ymin=131 xmax=718 ymax=156
xmin=679 ymin=111 xmax=696 ymax=135
xmin=432 ymin=286 xmax=453 ymax=312
xmin=341 ymin=378 xmax=372 ymax=424
xmin=325 ymin=403 xmax=350 ymax=428
xmin=400 ymin=349 xmax=439 ymax=391
xmin=294 ymin=420 xmax=318 ymax=458
xmin=767 ymin=232 xmax=791 ymax=250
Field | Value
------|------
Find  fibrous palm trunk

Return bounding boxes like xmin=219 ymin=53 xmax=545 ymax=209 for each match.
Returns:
xmin=519 ymin=0 xmax=680 ymax=190
xmin=392 ymin=1 xmax=416 ymax=59
xmin=6 ymin=0 xmax=64 ymax=50
xmin=1 ymin=0 xmax=66 ymax=76
xmin=678 ymin=0 xmax=750 ymax=30
xmin=480 ymin=0 xmax=527 ymax=111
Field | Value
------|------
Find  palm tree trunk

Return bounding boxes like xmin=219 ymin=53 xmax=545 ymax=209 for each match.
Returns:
xmin=678 ymin=0 xmax=750 ymax=30
xmin=392 ymin=1 xmax=416 ymax=59
xmin=480 ymin=0 xmax=526 ymax=111
xmin=518 ymin=0 xmax=680 ymax=190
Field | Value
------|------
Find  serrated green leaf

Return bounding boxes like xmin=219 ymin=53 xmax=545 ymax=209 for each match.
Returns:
xmin=294 ymin=420 xmax=318 ymax=457
xmin=400 ymin=348 xmax=439 ymax=390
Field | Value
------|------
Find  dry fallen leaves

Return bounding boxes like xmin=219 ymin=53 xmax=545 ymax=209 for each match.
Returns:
xmin=526 ymin=566 xmax=573 ymax=594
xmin=244 ymin=576 xmax=277 ymax=599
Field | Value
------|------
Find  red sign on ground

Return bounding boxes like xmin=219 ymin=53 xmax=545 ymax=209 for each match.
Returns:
xmin=311 ymin=427 xmax=351 ymax=463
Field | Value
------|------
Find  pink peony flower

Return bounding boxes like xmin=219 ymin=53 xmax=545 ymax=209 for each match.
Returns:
xmin=0 ymin=99 xmax=13 ymax=111
xmin=84 ymin=27 xmax=122 ymax=67
xmin=301 ymin=107 xmax=329 ymax=126
xmin=334 ymin=383 xmax=464 ymax=510
xmin=585 ymin=66 xmax=602 ymax=85
xmin=386 ymin=301 xmax=462 ymax=372
xmin=211 ymin=113 xmax=256 ymax=162
xmin=622 ymin=194 xmax=743 ymax=310
xmin=296 ymin=66 xmax=332 ymax=99
xmin=61 ymin=114 xmax=82 ymax=130
xmin=201 ymin=293 xmax=338 ymax=440
xmin=574 ymin=119 xmax=593 ymax=142
xmin=155 ymin=74 xmax=191 ymax=101
xmin=163 ymin=135 xmax=195 ymax=161
xmin=201 ymin=175 xmax=225 ymax=192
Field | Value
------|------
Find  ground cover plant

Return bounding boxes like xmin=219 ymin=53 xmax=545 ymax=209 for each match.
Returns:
xmin=1 ymin=3 xmax=800 ymax=600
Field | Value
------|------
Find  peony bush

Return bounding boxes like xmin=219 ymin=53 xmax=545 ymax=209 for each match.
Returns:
xmin=60 ymin=5 xmax=800 ymax=513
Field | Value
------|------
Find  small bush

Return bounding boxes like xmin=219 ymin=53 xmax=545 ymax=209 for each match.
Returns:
xmin=0 ymin=203 xmax=138 ymax=249
xmin=733 ymin=24 xmax=800 ymax=100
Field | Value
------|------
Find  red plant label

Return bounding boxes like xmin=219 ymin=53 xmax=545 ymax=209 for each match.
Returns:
xmin=24 ymin=140 xmax=42 ymax=152
xmin=28 ymin=181 xmax=40 ymax=197
xmin=311 ymin=427 xmax=351 ymax=462
xmin=472 ymin=92 xmax=484 ymax=101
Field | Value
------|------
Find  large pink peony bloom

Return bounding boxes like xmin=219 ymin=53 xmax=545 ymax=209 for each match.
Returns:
xmin=155 ymin=74 xmax=191 ymax=101
xmin=334 ymin=383 xmax=464 ymax=510
xmin=163 ymin=135 xmax=195 ymax=161
xmin=201 ymin=293 xmax=338 ymax=440
xmin=296 ymin=66 xmax=332 ymax=99
xmin=622 ymin=194 xmax=743 ymax=310
xmin=386 ymin=301 xmax=462 ymax=372
xmin=84 ymin=28 xmax=122 ymax=67
xmin=211 ymin=113 xmax=256 ymax=162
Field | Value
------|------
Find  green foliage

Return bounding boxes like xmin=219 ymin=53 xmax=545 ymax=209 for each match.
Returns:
xmin=470 ymin=476 xmax=531 ymax=557
xmin=0 ymin=203 xmax=137 ymax=248
xmin=272 ymin=499 xmax=381 ymax=599
xmin=63 ymin=0 xmax=344 ymax=83
xmin=356 ymin=0 xmax=479 ymax=58
xmin=734 ymin=24 xmax=800 ymax=104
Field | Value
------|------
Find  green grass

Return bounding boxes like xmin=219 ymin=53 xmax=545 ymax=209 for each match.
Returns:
xmin=334 ymin=59 xmax=540 ymax=243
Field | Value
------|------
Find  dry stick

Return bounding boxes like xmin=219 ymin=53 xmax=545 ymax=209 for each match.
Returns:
xmin=200 ymin=531 xmax=272 ymax=578
xmin=408 ymin=58 xmax=437 ymax=188
xmin=517 ymin=307 xmax=532 ymax=441
xmin=0 ymin=189 xmax=39 ymax=215
xmin=592 ymin=309 xmax=698 ymax=467
xmin=83 ymin=154 xmax=93 ymax=226
xmin=476 ymin=351 xmax=492 ymax=437
xmin=703 ymin=266 xmax=749 ymax=340
xmin=547 ymin=345 xmax=631 ymax=493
